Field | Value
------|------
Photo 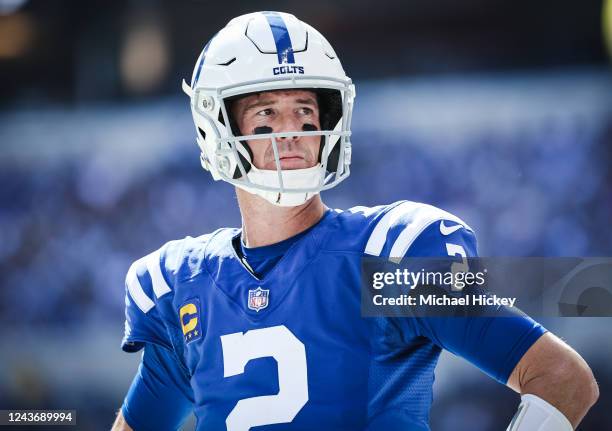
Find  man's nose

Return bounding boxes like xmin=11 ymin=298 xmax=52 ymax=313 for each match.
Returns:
xmin=276 ymin=114 xmax=302 ymax=140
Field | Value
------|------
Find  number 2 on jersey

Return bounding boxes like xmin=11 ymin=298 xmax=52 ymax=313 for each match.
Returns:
xmin=446 ymin=242 xmax=468 ymax=291
xmin=220 ymin=325 xmax=309 ymax=431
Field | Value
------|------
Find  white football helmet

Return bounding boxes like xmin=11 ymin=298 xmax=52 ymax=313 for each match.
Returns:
xmin=182 ymin=11 xmax=355 ymax=206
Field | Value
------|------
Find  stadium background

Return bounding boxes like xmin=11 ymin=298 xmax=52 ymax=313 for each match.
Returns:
xmin=0 ymin=0 xmax=611 ymax=429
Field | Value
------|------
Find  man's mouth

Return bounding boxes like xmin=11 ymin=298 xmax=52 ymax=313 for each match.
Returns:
xmin=278 ymin=152 xmax=305 ymax=164
xmin=275 ymin=154 xmax=309 ymax=170
xmin=278 ymin=152 xmax=304 ymax=160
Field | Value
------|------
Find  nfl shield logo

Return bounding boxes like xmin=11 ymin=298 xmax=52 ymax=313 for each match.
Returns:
xmin=248 ymin=287 xmax=270 ymax=312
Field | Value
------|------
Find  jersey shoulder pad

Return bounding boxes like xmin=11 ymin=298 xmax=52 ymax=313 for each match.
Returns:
xmin=162 ymin=229 xmax=229 ymax=284
xmin=122 ymin=231 xmax=220 ymax=352
xmin=362 ymin=200 xmax=475 ymax=259
xmin=315 ymin=203 xmax=397 ymax=252
xmin=125 ymin=233 xmax=215 ymax=311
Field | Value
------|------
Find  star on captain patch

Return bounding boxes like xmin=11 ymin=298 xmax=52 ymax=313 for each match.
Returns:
xmin=248 ymin=287 xmax=270 ymax=312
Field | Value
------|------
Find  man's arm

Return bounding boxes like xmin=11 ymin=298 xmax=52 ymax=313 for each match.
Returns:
xmin=111 ymin=410 xmax=133 ymax=431
xmin=113 ymin=344 xmax=194 ymax=431
xmin=506 ymin=332 xmax=599 ymax=429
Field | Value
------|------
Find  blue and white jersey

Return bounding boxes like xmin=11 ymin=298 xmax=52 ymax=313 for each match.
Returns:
xmin=121 ymin=201 xmax=546 ymax=431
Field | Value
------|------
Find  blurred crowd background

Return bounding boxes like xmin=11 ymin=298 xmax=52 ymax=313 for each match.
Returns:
xmin=0 ymin=0 xmax=611 ymax=429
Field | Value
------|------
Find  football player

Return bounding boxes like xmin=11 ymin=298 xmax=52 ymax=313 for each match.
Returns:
xmin=112 ymin=12 xmax=598 ymax=431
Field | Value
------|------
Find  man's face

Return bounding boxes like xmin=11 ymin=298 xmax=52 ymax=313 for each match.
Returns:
xmin=230 ymin=90 xmax=321 ymax=170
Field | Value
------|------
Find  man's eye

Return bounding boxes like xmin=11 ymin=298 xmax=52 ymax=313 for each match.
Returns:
xmin=256 ymin=108 xmax=273 ymax=116
xmin=298 ymin=107 xmax=313 ymax=115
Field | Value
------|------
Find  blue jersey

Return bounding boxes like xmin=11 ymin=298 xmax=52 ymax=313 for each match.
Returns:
xmin=121 ymin=201 xmax=546 ymax=431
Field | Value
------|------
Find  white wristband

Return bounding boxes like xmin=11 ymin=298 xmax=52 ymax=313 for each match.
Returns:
xmin=506 ymin=394 xmax=573 ymax=431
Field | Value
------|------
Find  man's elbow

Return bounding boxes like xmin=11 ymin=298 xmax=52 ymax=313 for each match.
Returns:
xmin=554 ymin=353 xmax=599 ymax=412
xmin=579 ymin=364 xmax=599 ymax=409
xmin=111 ymin=409 xmax=133 ymax=431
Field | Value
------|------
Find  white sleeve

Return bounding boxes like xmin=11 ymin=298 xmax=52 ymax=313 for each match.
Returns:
xmin=506 ymin=394 xmax=573 ymax=431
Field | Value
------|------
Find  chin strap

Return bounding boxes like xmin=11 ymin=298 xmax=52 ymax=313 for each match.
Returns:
xmin=506 ymin=394 xmax=573 ymax=431
xmin=239 ymin=164 xmax=323 ymax=207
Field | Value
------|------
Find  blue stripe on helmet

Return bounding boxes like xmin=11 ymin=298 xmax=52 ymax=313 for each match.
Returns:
xmin=262 ymin=12 xmax=295 ymax=64
xmin=192 ymin=33 xmax=218 ymax=88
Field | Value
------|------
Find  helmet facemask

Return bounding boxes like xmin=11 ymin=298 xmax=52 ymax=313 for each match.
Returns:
xmin=184 ymin=77 xmax=354 ymax=206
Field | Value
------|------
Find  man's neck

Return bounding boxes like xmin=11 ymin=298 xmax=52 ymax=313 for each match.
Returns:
xmin=236 ymin=188 xmax=327 ymax=248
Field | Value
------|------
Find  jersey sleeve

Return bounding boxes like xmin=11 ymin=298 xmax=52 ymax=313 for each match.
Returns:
xmin=122 ymin=344 xmax=194 ymax=431
xmin=122 ymin=249 xmax=174 ymax=353
xmin=121 ymin=245 xmax=195 ymax=429
xmin=406 ymin=221 xmax=547 ymax=383
xmin=365 ymin=201 xmax=547 ymax=384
